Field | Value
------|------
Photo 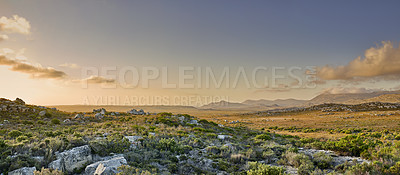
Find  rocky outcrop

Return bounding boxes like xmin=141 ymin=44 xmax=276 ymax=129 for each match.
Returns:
xmin=299 ymin=148 xmax=370 ymax=167
xmin=85 ymin=156 xmax=127 ymax=175
xmin=95 ymin=113 xmax=104 ymax=119
xmin=48 ymin=145 xmax=93 ymax=173
xmin=127 ymin=109 xmax=146 ymax=115
xmin=8 ymin=167 xmax=36 ymax=175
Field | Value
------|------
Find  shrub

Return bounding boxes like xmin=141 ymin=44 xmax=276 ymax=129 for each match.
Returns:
xmin=230 ymin=154 xmax=246 ymax=163
xmin=16 ymin=135 xmax=28 ymax=142
xmin=298 ymin=163 xmax=314 ymax=175
xmin=255 ymin=134 xmax=272 ymax=141
xmin=51 ymin=118 xmax=60 ymax=125
xmin=34 ymin=167 xmax=63 ymax=175
xmin=247 ymin=162 xmax=287 ymax=175
xmin=9 ymin=130 xmax=23 ymax=138
xmin=313 ymin=152 xmax=332 ymax=169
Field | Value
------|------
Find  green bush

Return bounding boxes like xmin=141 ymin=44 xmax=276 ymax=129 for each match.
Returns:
xmin=255 ymin=134 xmax=272 ymax=141
xmin=51 ymin=118 xmax=60 ymax=125
xmin=247 ymin=162 xmax=287 ymax=175
xmin=9 ymin=130 xmax=23 ymax=138
xmin=313 ymin=152 xmax=332 ymax=169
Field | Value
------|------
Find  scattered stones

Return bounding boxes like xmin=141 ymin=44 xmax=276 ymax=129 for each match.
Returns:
xmin=229 ymin=120 xmax=240 ymax=124
xmin=8 ymin=167 xmax=36 ymax=175
xmin=127 ymin=109 xmax=146 ymax=115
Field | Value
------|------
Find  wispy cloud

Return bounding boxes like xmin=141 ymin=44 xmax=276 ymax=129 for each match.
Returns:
xmin=0 ymin=15 xmax=31 ymax=34
xmin=59 ymin=63 xmax=80 ymax=69
xmin=0 ymin=34 xmax=8 ymax=41
xmin=84 ymin=76 xmax=116 ymax=84
xmin=317 ymin=41 xmax=400 ymax=81
xmin=321 ymin=87 xmax=383 ymax=94
xmin=0 ymin=54 xmax=67 ymax=79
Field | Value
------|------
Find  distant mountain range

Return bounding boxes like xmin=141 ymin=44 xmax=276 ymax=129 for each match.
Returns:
xmin=200 ymin=91 xmax=400 ymax=110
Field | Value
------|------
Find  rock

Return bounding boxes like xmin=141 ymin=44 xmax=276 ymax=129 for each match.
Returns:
xmin=217 ymin=135 xmax=232 ymax=140
xmin=127 ymin=109 xmax=146 ymax=115
xmin=149 ymin=132 xmax=156 ymax=136
xmin=100 ymin=108 xmax=106 ymax=115
xmin=124 ymin=136 xmax=143 ymax=149
xmin=39 ymin=111 xmax=46 ymax=117
xmin=13 ymin=98 xmax=25 ymax=105
xmin=85 ymin=156 xmax=127 ymax=175
xmin=74 ymin=114 xmax=83 ymax=119
xmin=48 ymin=145 xmax=93 ymax=173
xmin=189 ymin=120 xmax=199 ymax=125
xmin=218 ymin=124 xmax=224 ymax=127
xmin=95 ymin=113 xmax=103 ymax=119
xmin=63 ymin=119 xmax=71 ymax=123
xmin=178 ymin=116 xmax=185 ymax=122
xmin=8 ymin=167 xmax=36 ymax=175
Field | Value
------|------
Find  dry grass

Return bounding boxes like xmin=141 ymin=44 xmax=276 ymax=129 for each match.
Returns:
xmin=50 ymin=105 xmax=400 ymax=139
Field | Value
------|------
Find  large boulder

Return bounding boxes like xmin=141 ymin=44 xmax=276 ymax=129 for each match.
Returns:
xmin=85 ymin=156 xmax=127 ymax=175
xmin=8 ymin=167 xmax=36 ymax=175
xmin=48 ymin=145 xmax=93 ymax=173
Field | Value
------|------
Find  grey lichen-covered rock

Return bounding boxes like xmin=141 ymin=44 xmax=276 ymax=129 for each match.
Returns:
xmin=74 ymin=114 xmax=83 ymax=119
xmin=85 ymin=156 xmax=127 ymax=175
xmin=48 ymin=145 xmax=93 ymax=173
xmin=95 ymin=113 xmax=103 ymax=119
xmin=189 ymin=120 xmax=199 ymax=125
xmin=124 ymin=136 xmax=143 ymax=149
xmin=39 ymin=110 xmax=46 ymax=117
xmin=8 ymin=167 xmax=36 ymax=175
xmin=217 ymin=135 xmax=232 ymax=140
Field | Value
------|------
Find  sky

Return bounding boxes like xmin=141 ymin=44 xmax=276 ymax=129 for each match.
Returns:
xmin=1 ymin=0 xmax=400 ymax=106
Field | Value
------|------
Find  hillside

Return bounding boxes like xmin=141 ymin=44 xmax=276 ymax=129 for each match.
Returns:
xmin=2 ymin=98 xmax=394 ymax=175
xmin=242 ymin=98 xmax=306 ymax=107
xmin=307 ymin=91 xmax=400 ymax=105
xmin=346 ymin=94 xmax=400 ymax=104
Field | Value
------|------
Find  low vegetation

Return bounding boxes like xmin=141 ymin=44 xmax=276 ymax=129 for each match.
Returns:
xmin=1 ymin=98 xmax=400 ymax=174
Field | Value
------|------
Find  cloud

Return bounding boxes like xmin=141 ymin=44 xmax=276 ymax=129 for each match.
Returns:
xmin=0 ymin=34 xmax=8 ymax=41
xmin=321 ymin=87 xmax=383 ymax=94
xmin=0 ymin=55 xmax=67 ymax=79
xmin=317 ymin=41 xmax=400 ymax=81
xmin=0 ymin=49 xmax=67 ymax=79
xmin=0 ymin=15 xmax=31 ymax=34
xmin=84 ymin=76 xmax=116 ymax=84
xmin=59 ymin=63 xmax=80 ymax=69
